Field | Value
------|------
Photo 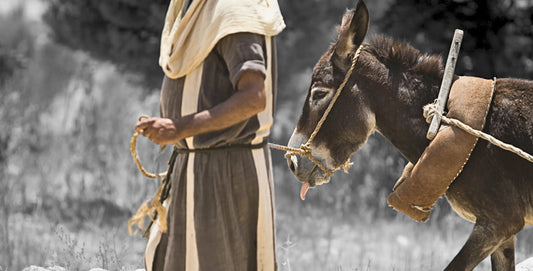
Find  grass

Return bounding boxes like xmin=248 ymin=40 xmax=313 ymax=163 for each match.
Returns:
xmin=273 ymin=180 xmax=533 ymax=271
xmin=276 ymin=209 xmax=475 ymax=271
xmin=2 ymin=182 xmax=533 ymax=271
xmin=1 ymin=211 xmax=145 ymax=271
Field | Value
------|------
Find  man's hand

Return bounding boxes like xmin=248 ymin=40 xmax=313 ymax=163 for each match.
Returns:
xmin=135 ymin=117 xmax=182 ymax=145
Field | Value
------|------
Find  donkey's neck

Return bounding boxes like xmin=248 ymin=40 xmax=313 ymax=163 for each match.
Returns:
xmin=376 ymin=78 xmax=437 ymax=163
xmin=357 ymin=50 xmax=441 ymax=163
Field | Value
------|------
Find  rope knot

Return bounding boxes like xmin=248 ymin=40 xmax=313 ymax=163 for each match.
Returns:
xmin=300 ymin=143 xmax=312 ymax=154
xmin=423 ymin=102 xmax=440 ymax=124
xmin=341 ymin=160 xmax=353 ymax=173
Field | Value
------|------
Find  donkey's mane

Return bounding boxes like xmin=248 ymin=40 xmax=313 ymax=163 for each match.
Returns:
xmin=364 ymin=35 xmax=443 ymax=80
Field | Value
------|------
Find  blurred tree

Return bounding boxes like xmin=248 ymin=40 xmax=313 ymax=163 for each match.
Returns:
xmin=276 ymin=0 xmax=393 ymax=76
xmin=379 ymin=0 xmax=533 ymax=78
xmin=1 ymin=3 xmax=161 ymax=234
xmin=43 ymin=0 xmax=359 ymax=89
xmin=0 ymin=48 xmax=23 ymax=85
xmin=0 ymin=93 xmax=12 ymax=270
xmin=44 ymin=0 xmax=170 ymax=88
xmin=277 ymin=1 xmax=348 ymax=75
xmin=43 ymin=0 xmax=395 ymax=85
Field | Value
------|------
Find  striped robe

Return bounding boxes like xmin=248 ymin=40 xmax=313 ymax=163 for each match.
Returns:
xmin=145 ymin=32 xmax=277 ymax=271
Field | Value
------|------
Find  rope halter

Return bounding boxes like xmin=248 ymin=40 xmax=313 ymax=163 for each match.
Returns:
xmin=271 ymin=45 xmax=363 ymax=177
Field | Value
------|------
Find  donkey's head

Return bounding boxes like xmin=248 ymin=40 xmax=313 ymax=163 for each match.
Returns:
xmin=287 ymin=1 xmax=376 ymax=197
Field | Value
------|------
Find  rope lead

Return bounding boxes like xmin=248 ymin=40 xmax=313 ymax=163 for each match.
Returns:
xmin=423 ymin=101 xmax=533 ymax=164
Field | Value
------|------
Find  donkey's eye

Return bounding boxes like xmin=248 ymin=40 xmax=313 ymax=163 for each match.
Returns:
xmin=311 ymin=88 xmax=328 ymax=102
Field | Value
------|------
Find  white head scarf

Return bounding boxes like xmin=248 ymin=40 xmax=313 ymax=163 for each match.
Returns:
xmin=159 ymin=0 xmax=285 ymax=79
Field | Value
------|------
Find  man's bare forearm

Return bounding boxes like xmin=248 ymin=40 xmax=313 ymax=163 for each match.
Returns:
xmin=177 ymin=87 xmax=265 ymax=139
xmin=135 ymin=71 xmax=266 ymax=145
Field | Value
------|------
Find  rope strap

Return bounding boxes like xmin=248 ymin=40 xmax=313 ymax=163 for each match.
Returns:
xmin=271 ymin=45 xmax=363 ymax=176
xmin=423 ymin=104 xmax=533 ymax=164
xmin=307 ymin=45 xmax=363 ymax=146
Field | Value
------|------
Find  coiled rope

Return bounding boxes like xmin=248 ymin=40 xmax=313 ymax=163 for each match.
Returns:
xmin=129 ymin=116 xmax=167 ymax=179
xmin=128 ymin=116 xmax=169 ymax=235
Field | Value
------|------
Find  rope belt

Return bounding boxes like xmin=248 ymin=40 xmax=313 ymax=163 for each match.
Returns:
xmin=176 ymin=141 xmax=267 ymax=153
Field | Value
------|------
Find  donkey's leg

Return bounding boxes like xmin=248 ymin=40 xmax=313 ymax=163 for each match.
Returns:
xmin=490 ymin=235 xmax=515 ymax=271
xmin=444 ymin=222 xmax=501 ymax=271
xmin=444 ymin=219 xmax=523 ymax=271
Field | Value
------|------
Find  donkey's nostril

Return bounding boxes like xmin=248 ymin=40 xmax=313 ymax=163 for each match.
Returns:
xmin=288 ymin=158 xmax=296 ymax=173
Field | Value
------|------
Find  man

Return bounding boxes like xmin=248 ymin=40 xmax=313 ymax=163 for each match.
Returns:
xmin=134 ymin=0 xmax=285 ymax=270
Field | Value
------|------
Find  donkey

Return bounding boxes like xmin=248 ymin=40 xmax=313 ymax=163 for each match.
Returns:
xmin=286 ymin=1 xmax=533 ymax=270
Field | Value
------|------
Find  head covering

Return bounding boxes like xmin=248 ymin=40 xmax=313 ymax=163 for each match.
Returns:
xmin=159 ymin=0 xmax=286 ymax=79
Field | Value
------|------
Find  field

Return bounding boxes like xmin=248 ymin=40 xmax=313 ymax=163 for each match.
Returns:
xmin=274 ymin=178 xmax=533 ymax=271
xmin=3 ymin=171 xmax=533 ymax=271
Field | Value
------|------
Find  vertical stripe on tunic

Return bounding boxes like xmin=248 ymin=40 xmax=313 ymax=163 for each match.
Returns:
xmin=253 ymin=147 xmax=275 ymax=270
xmin=182 ymin=63 xmax=203 ymax=149
xmin=145 ymin=224 xmax=159 ymax=271
xmin=182 ymin=64 xmax=203 ymax=270
xmin=145 ymin=199 xmax=171 ymax=271
xmin=252 ymin=36 xmax=273 ymax=145
xmin=252 ymin=36 xmax=276 ymax=270
xmin=185 ymin=152 xmax=199 ymax=270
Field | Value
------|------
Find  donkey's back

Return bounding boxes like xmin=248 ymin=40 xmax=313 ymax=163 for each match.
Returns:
xmin=446 ymin=77 xmax=533 ymax=225
xmin=489 ymin=78 xmax=533 ymax=150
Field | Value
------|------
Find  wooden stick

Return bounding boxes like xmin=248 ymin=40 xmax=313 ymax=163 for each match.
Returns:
xmin=426 ymin=29 xmax=464 ymax=140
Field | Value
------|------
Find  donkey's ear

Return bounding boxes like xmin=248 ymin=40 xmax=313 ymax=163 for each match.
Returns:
xmin=334 ymin=0 xmax=369 ymax=61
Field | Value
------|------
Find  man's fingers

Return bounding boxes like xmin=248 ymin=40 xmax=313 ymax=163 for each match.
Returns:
xmin=134 ymin=124 xmax=146 ymax=134
xmin=135 ymin=118 xmax=155 ymax=133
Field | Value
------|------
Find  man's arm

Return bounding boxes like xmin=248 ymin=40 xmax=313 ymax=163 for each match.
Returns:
xmin=135 ymin=70 xmax=266 ymax=145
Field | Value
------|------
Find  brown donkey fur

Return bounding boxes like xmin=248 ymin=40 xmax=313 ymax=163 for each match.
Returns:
xmin=388 ymin=76 xmax=495 ymax=222
xmin=286 ymin=1 xmax=533 ymax=270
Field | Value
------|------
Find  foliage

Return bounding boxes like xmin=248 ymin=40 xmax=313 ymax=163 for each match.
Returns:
xmin=0 ymin=48 xmax=23 ymax=85
xmin=42 ymin=0 xmax=533 ymax=86
xmin=41 ymin=0 xmax=392 ymax=89
xmin=44 ymin=0 xmax=170 ymax=87
xmin=0 ymin=5 xmax=160 ymax=270
xmin=380 ymin=0 xmax=533 ymax=78
xmin=51 ymin=225 xmax=133 ymax=270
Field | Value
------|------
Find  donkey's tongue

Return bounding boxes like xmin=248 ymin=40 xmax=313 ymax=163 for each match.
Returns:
xmin=300 ymin=183 xmax=310 ymax=200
